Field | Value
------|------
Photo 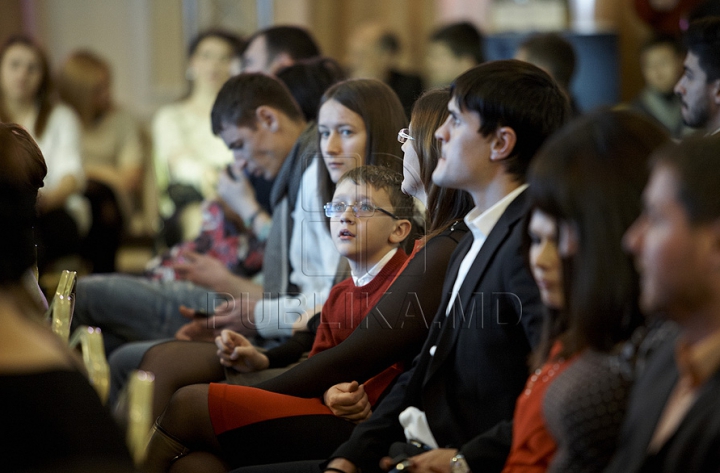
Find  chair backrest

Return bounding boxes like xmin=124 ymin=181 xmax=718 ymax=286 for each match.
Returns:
xmin=125 ymin=370 xmax=155 ymax=466
xmin=45 ymin=270 xmax=77 ymax=341
xmin=69 ymin=326 xmax=110 ymax=404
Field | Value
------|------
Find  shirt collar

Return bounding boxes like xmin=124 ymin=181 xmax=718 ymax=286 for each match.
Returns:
xmin=352 ymin=248 xmax=398 ymax=287
xmin=463 ymin=184 xmax=528 ymax=242
xmin=675 ymin=328 xmax=720 ymax=388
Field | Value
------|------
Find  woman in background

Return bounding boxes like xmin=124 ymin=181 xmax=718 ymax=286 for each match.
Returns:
xmin=57 ymin=50 xmax=145 ymax=272
xmin=0 ymin=35 xmax=86 ymax=273
xmin=152 ymin=30 xmax=245 ymax=246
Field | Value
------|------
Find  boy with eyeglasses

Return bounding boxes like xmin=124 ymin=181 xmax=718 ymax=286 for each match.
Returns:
xmin=144 ymin=165 xmax=415 ymax=470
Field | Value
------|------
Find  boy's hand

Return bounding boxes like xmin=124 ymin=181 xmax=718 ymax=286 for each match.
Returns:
xmin=214 ymin=329 xmax=269 ymax=372
xmin=323 ymin=381 xmax=371 ymax=423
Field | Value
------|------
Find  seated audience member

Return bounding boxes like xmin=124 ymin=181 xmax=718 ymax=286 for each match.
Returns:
xmin=57 ymin=50 xmax=145 ymax=272
xmin=73 ymin=73 xmax=316 ymax=355
xmin=346 ymin=23 xmax=424 ymax=117
xmin=0 ymin=35 xmax=87 ymax=273
xmin=144 ymin=165 xmax=416 ymax=472
xmin=135 ymin=77 xmax=412 ymax=419
xmin=0 ymin=128 xmax=132 ymax=472
xmin=630 ymin=36 xmax=689 ymax=138
xmin=152 ymin=29 xmax=245 ymax=246
xmin=425 ymin=22 xmax=483 ymax=88
xmin=313 ymin=60 xmax=566 ymax=473
xmin=141 ymin=88 xmax=473 ymax=471
xmin=513 ymin=110 xmax=670 ymax=473
xmin=515 ymin=33 xmax=580 ymax=116
xmin=606 ymin=134 xmax=720 ymax=473
xmin=673 ymin=16 xmax=720 ymax=135
xmin=241 ymin=25 xmax=321 ymax=75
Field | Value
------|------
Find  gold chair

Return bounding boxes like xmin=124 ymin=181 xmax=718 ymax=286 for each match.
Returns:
xmin=69 ymin=326 xmax=111 ymax=404
xmin=44 ymin=269 xmax=77 ymax=341
xmin=125 ymin=370 xmax=155 ymax=466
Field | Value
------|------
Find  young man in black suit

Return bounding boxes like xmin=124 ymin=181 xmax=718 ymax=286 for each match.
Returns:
xmin=317 ymin=60 xmax=568 ymax=473
xmin=606 ymin=135 xmax=720 ymax=473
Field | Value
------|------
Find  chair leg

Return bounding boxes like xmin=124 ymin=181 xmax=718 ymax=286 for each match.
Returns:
xmin=142 ymin=421 xmax=189 ymax=473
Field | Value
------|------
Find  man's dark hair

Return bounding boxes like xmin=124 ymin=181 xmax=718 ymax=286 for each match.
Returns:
xmin=211 ymin=73 xmax=303 ymax=134
xmin=518 ymin=33 xmax=576 ymax=90
xmin=276 ymin=57 xmax=346 ymax=122
xmin=653 ymin=134 xmax=720 ymax=225
xmin=249 ymin=25 xmax=320 ymax=62
xmin=684 ymin=17 xmax=720 ymax=82
xmin=450 ymin=60 xmax=568 ymax=181
xmin=430 ymin=22 xmax=484 ymax=64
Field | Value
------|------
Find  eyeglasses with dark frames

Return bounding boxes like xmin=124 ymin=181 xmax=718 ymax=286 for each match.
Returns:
xmin=324 ymin=201 xmax=401 ymax=220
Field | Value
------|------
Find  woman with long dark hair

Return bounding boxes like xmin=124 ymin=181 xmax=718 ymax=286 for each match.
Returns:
xmin=501 ymin=109 xmax=670 ymax=472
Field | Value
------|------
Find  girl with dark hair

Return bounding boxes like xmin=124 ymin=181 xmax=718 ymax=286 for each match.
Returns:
xmin=142 ymin=88 xmax=472 ymax=473
xmin=0 ymin=35 xmax=87 ymax=272
xmin=152 ymin=29 xmax=245 ymax=246
xmin=316 ymin=78 xmax=408 ymax=206
xmin=501 ymin=109 xmax=671 ymax=472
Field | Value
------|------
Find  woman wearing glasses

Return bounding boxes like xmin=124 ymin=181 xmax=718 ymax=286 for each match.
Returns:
xmin=143 ymin=88 xmax=472 ymax=472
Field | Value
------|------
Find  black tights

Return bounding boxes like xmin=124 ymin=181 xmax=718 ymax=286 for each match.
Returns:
xmin=139 ymin=340 xmax=224 ymax=421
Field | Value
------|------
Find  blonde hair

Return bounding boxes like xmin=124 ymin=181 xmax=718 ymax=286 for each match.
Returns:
xmin=57 ymin=50 xmax=111 ymax=127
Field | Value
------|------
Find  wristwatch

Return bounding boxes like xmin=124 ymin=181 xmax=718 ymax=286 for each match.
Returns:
xmin=450 ymin=452 xmax=470 ymax=473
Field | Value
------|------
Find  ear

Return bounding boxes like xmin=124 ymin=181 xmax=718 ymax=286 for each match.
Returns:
xmin=388 ymin=219 xmax=413 ymax=245
xmin=255 ymin=106 xmax=280 ymax=132
xmin=489 ymin=126 xmax=517 ymax=162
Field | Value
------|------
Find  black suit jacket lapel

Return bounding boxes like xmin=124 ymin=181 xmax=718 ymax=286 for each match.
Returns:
xmin=424 ymin=190 xmax=529 ymax=384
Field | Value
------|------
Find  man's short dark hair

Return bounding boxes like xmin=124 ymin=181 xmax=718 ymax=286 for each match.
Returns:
xmin=450 ymin=59 xmax=568 ymax=181
xmin=211 ymin=73 xmax=303 ymax=134
xmin=430 ymin=22 xmax=484 ymax=64
xmin=249 ymin=25 xmax=320 ymax=63
xmin=684 ymin=17 xmax=720 ymax=82
xmin=519 ymin=33 xmax=576 ymax=90
xmin=653 ymin=134 xmax=720 ymax=225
